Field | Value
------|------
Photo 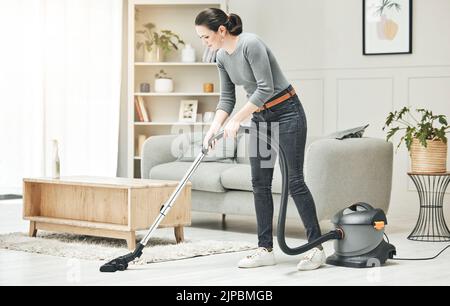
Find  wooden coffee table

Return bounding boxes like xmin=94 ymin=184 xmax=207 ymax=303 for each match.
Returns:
xmin=23 ymin=176 xmax=191 ymax=250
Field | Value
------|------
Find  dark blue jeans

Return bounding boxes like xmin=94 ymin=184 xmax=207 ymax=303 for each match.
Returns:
xmin=249 ymin=94 xmax=322 ymax=248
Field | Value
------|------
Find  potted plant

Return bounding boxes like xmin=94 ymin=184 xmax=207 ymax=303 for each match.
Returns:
xmin=136 ymin=23 xmax=185 ymax=62
xmin=383 ymin=107 xmax=450 ymax=173
xmin=154 ymin=69 xmax=173 ymax=93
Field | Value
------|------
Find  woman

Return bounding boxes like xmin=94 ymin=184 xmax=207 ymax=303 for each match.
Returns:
xmin=195 ymin=8 xmax=325 ymax=271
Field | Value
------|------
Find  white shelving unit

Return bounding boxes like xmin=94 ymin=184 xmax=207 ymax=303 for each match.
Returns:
xmin=128 ymin=0 xmax=227 ymax=178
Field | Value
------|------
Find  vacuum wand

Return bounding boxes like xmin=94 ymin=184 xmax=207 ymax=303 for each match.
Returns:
xmin=100 ymin=131 xmax=226 ymax=272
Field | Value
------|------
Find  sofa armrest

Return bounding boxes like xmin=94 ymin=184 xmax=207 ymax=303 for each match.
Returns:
xmin=141 ymin=134 xmax=179 ymax=179
xmin=305 ymin=137 xmax=393 ymax=220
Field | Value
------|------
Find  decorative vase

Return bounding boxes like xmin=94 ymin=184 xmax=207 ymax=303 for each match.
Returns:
xmin=145 ymin=47 xmax=164 ymax=62
xmin=154 ymin=78 xmax=173 ymax=93
xmin=135 ymin=47 xmax=145 ymax=62
xmin=410 ymin=139 xmax=447 ymax=173
xmin=52 ymin=140 xmax=60 ymax=179
xmin=181 ymin=44 xmax=196 ymax=63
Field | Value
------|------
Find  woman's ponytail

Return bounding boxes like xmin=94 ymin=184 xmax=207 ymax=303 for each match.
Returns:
xmin=226 ymin=13 xmax=243 ymax=36
xmin=195 ymin=8 xmax=243 ymax=36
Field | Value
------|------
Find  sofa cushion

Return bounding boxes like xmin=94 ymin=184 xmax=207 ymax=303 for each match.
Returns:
xmin=149 ymin=161 xmax=237 ymax=193
xmin=220 ymin=164 xmax=283 ymax=194
xmin=176 ymin=132 xmax=236 ymax=163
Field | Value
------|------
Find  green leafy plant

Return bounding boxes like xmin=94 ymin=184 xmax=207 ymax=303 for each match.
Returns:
xmin=155 ymin=69 xmax=171 ymax=79
xmin=383 ymin=107 xmax=450 ymax=152
xmin=136 ymin=23 xmax=185 ymax=55
xmin=375 ymin=0 xmax=401 ymax=16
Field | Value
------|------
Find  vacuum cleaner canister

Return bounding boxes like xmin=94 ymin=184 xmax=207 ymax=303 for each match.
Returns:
xmin=326 ymin=202 xmax=396 ymax=268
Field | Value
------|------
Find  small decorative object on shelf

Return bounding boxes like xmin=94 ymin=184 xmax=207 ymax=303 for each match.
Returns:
xmin=52 ymin=139 xmax=60 ymax=179
xmin=203 ymin=83 xmax=214 ymax=93
xmin=407 ymin=172 xmax=450 ymax=242
xmin=154 ymin=70 xmax=174 ymax=93
xmin=179 ymin=100 xmax=198 ymax=123
xmin=140 ymin=83 xmax=151 ymax=93
xmin=181 ymin=43 xmax=196 ymax=63
xmin=383 ymin=107 xmax=449 ymax=173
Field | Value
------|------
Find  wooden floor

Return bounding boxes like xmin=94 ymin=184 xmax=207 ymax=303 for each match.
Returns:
xmin=1 ymin=200 xmax=450 ymax=286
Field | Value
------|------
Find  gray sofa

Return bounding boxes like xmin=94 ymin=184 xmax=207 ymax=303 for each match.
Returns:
xmin=141 ymin=134 xmax=393 ymax=222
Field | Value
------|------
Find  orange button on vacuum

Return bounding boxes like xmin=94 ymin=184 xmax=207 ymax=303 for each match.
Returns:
xmin=374 ymin=221 xmax=385 ymax=231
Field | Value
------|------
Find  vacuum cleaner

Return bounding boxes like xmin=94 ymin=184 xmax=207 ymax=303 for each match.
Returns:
xmin=277 ymin=201 xmax=397 ymax=268
xmin=100 ymin=126 xmax=396 ymax=272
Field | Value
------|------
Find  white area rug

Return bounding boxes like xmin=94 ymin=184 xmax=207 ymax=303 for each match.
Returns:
xmin=0 ymin=232 xmax=256 ymax=265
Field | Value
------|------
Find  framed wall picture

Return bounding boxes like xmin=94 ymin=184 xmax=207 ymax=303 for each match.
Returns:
xmin=363 ymin=0 xmax=412 ymax=55
xmin=179 ymin=100 xmax=198 ymax=123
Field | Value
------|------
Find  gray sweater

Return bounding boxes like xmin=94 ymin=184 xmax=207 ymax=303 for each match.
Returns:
xmin=216 ymin=32 xmax=290 ymax=114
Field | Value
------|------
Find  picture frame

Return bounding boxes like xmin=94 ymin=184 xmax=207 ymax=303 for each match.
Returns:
xmin=179 ymin=100 xmax=198 ymax=123
xmin=363 ymin=0 xmax=412 ymax=55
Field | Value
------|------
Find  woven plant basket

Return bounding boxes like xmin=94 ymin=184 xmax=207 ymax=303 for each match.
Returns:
xmin=410 ymin=138 xmax=447 ymax=173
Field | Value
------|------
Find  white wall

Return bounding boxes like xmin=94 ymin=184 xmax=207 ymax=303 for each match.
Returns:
xmin=118 ymin=0 xmax=450 ymax=219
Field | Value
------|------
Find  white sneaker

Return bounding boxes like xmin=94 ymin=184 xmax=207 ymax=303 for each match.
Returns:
xmin=238 ymin=247 xmax=276 ymax=268
xmin=297 ymin=247 xmax=326 ymax=271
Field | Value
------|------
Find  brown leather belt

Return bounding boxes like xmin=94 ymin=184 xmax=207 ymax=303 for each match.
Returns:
xmin=255 ymin=87 xmax=297 ymax=113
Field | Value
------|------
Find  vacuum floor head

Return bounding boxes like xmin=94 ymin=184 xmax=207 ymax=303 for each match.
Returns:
xmin=100 ymin=258 xmax=129 ymax=273
xmin=100 ymin=243 xmax=145 ymax=273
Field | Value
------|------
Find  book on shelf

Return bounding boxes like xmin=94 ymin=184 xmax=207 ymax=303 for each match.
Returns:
xmin=135 ymin=96 xmax=151 ymax=122
xmin=134 ymin=97 xmax=144 ymax=122
xmin=138 ymin=96 xmax=151 ymax=122
xmin=202 ymin=47 xmax=217 ymax=63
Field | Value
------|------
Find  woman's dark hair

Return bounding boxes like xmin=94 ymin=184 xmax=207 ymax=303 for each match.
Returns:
xmin=195 ymin=8 xmax=243 ymax=36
